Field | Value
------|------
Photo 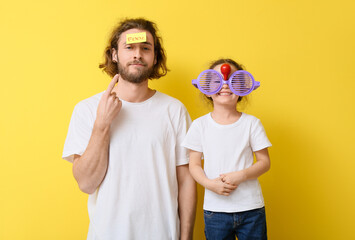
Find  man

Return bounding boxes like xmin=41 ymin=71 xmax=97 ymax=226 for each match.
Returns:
xmin=62 ymin=18 xmax=196 ymax=240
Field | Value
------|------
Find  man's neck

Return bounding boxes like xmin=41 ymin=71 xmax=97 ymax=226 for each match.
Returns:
xmin=112 ymin=77 xmax=155 ymax=103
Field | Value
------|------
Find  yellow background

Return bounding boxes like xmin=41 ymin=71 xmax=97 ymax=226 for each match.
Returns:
xmin=1 ymin=0 xmax=354 ymax=239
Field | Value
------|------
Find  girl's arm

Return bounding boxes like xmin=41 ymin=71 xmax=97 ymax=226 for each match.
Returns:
xmin=220 ymin=148 xmax=271 ymax=186
xmin=189 ymin=150 xmax=237 ymax=196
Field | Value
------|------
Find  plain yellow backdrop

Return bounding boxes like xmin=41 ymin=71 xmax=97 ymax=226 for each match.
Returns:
xmin=1 ymin=0 xmax=354 ymax=239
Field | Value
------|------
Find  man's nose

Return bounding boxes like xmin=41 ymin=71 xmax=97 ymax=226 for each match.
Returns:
xmin=133 ymin=48 xmax=142 ymax=59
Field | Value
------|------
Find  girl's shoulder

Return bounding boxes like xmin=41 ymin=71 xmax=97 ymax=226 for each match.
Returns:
xmin=191 ymin=113 xmax=210 ymax=124
xmin=241 ymin=113 xmax=260 ymax=123
xmin=189 ymin=113 xmax=211 ymax=130
xmin=240 ymin=113 xmax=267 ymax=132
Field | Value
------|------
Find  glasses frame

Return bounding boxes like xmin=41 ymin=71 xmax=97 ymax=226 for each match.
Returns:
xmin=192 ymin=69 xmax=260 ymax=96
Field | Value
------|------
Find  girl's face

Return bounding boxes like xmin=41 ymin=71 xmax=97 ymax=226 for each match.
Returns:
xmin=207 ymin=64 xmax=240 ymax=106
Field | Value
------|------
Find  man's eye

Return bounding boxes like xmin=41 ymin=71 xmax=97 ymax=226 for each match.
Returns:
xmin=125 ymin=46 xmax=132 ymax=49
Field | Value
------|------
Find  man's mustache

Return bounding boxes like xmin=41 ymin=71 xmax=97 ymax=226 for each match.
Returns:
xmin=128 ymin=60 xmax=147 ymax=66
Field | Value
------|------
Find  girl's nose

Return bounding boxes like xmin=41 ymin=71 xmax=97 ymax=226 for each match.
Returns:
xmin=222 ymin=83 xmax=229 ymax=89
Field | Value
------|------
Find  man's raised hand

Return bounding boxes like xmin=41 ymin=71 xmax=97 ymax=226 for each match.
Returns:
xmin=95 ymin=74 xmax=122 ymax=130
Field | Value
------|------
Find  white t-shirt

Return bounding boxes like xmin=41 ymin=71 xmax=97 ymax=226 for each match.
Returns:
xmin=181 ymin=112 xmax=271 ymax=213
xmin=62 ymin=91 xmax=191 ymax=240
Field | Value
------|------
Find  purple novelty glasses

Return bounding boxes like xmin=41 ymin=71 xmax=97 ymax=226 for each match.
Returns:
xmin=192 ymin=69 xmax=260 ymax=96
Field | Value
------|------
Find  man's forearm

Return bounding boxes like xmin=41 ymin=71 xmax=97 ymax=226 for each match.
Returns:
xmin=72 ymin=122 xmax=110 ymax=194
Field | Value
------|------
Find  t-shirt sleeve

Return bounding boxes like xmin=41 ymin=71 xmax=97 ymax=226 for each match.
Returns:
xmin=175 ymin=106 xmax=192 ymax=166
xmin=62 ymin=102 xmax=94 ymax=163
xmin=250 ymin=119 xmax=272 ymax=152
xmin=181 ymin=120 xmax=203 ymax=153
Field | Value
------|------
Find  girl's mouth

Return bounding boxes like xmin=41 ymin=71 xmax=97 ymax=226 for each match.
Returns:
xmin=217 ymin=92 xmax=232 ymax=96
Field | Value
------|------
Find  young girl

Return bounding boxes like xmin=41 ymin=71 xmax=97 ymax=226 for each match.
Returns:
xmin=182 ymin=59 xmax=271 ymax=240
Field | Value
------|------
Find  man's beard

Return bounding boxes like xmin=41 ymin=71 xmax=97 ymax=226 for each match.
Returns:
xmin=117 ymin=60 xmax=153 ymax=84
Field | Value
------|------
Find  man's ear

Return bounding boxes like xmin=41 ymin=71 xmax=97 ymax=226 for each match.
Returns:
xmin=112 ymin=48 xmax=118 ymax=63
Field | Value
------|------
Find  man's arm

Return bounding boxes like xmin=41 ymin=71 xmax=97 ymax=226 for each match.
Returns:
xmin=72 ymin=124 xmax=110 ymax=194
xmin=177 ymin=164 xmax=196 ymax=240
xmin=72 ymin=75 xmax=121 ymax=194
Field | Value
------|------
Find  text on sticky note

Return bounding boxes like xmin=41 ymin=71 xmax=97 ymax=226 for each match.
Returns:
xmin=126 ymin=32 xmax=147 ymax=44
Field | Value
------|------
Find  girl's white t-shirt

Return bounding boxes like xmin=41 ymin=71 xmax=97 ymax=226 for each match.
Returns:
xmin=182 ymin=113 xmax=271 ymax=212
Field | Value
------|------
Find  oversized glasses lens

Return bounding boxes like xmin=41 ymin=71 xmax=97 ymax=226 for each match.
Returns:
xmin=230 ymin=71 xmax=255 ymax=96
xmin=198 ymin=70 xmax=221 ymax=94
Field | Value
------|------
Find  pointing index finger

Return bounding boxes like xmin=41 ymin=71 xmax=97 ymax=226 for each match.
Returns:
xmin=104 ymin=74 xmax=119 ymax=97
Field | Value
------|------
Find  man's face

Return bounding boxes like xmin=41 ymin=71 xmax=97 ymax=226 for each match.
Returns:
xmin=112 ymin=28 xmax=156 ymax=84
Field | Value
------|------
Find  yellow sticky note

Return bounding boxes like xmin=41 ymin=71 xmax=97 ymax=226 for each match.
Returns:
xmin=126 ymin=32 xmax=147 ymax=44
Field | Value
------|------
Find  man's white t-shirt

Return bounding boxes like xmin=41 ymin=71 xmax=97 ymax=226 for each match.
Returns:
xmin=62 ymin=91 xmax=191 ymax=240
xmin=181 ymin=113 xmax=271 ymax=212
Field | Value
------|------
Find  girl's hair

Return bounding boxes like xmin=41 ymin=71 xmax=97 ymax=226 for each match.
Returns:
xmin=203 ymin=58 xmax=247 ymax=107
